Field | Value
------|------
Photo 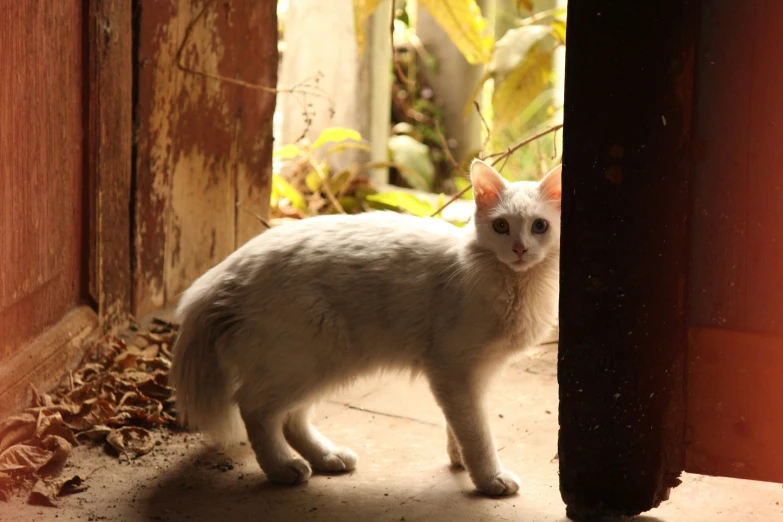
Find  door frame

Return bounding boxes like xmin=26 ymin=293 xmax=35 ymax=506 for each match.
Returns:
xmin=558 ymin=0 xmax=699 ymax=518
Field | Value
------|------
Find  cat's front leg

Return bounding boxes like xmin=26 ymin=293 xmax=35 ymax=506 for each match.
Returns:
xmin=429 ymin=372 xmax=520 ymax=497
xmin=446 ymin=424 xmax=463 ymax=468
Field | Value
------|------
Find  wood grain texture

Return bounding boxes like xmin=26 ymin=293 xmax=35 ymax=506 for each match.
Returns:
xmin=87 ymin=0 xmax=133 ymax=329
xmin=0 ymin=307 xmax=97 ymax=421
xmin=686 ymin=327 xmax=783 ymax=482
xmin=133 ymin=0 xmax=276 ymax=315
xmin=558 ymin=0 xmax=697 ymax=518
xmin=0 ymin=1 xmax=86 ymax=362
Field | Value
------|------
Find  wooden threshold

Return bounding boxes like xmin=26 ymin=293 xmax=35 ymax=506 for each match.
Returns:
xmin=0 ymin=306 xmax=98 ymax=420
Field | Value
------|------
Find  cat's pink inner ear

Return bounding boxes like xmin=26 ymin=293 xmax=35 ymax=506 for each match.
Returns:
xmin=539 ymin=164 xmax=562 ymax=208
xmin=470 ymin=159 xmax=506 ymax=210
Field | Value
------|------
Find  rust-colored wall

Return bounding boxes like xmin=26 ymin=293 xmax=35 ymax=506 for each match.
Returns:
xmin=134 ymin=0 xmax=278 ymax=315
xmin=0 ymin=2 xmax=86 ymax=361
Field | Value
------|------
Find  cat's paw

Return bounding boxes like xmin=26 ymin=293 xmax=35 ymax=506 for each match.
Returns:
xmin=265 ymin=458 xmax=312 ymax=485
xmin=475 ymin=470 xmax=521 ymax=497
xmin=311 ymin=446 xmax=358 ymax=472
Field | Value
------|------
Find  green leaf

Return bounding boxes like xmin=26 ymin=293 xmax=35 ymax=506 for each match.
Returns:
xmin=312 ymin=127 xmax=363 ymax=151
xmin=492 ymin=44 xmax=554 ymax=132
xmin=338 ymin=196 xmax=360 ymax=213
xmin=273 ymin=144 xmax=303 ymax=160
xmin=329 ymin=170 xmax=352 ymax=194
xmin=271 ymin=174 xmax=307 ymax=212
xmin=365 ymin=192 xmax=436 ymax=217
xmin=353 ymin=0 xmax=384 ymax=54
xmin=419 ymin=0 xmax=494 ymax=64
xmin=387 ymin=134 xmax=435 ymax=191
xmin=454 ymin=177 xmax=474 ymax=200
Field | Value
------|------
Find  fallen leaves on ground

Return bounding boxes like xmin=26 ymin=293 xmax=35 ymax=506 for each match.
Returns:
xmin=0 ymin=317 xmax=179 ymax=506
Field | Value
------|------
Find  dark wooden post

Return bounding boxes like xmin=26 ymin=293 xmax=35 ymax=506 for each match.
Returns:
xmin=558 ymin=1 xmax=700 ymax=518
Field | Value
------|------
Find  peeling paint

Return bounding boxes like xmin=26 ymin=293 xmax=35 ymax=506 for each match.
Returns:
xmin=134 ymin=0 xmax=277 ymax=315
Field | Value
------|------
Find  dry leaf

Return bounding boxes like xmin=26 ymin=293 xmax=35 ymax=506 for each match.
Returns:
xmin=36 ymin=435 xmax=72 ymax=476
xmin=26 ymin=476 xmax=85 ymax=507
xmin=106 ymin=427 xmax=154 ymax=460
xmin=75 ymin=425 xmax=112 ymax=441
xmin=27 ymin=479 xmax=58 ymax=507
xmin=0 ymin=414 xmax=37 ymax=453
xmin=0 ymin=444 xmax=55 ymax=473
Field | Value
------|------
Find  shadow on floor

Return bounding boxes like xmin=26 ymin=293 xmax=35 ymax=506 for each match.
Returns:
xmin=142 ymin=446 xmax=527 ymax=522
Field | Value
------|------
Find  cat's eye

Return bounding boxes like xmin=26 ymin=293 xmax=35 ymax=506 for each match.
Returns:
xmin=532 ymin=219 xmax=549 ymax=234
xmin=492 ymin=218 xmax=510 ymax=234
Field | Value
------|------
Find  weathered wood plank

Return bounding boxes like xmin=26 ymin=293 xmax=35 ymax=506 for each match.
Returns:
xmin=87 ymin=0 xmax=133 ymax=329
xmin=134 ymin=0 xmax=277 ymax=314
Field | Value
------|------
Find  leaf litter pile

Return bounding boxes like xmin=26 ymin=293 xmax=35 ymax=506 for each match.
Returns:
xmin=0 ymin=318 xmax=180 ymax=506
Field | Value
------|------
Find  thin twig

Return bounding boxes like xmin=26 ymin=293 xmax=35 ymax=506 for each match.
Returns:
xmin=309 ymin=159 xmax=346 ymax=214
xmin=174 ymin=0 xmax=334 ymax=141
xmin=236 ymin=202 xmax=271 ymax=229
xmin=484 ymin=123 xmax=564 ymax=166
xmin=429 ymin=183 xmax=472 ymax=217
xmin=391 ymin=2 xmax=416 ymax=87
xmin=474 ymin=101 xmax=491 ymax=157
xmin=428 ymin=123 xmax=564 ymax=217
xmin=435 ymin=120 xmax=459 ymax=169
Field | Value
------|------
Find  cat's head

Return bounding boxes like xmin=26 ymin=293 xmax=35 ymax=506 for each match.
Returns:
xmin=470 ymin=159 xmax=562 ymax=272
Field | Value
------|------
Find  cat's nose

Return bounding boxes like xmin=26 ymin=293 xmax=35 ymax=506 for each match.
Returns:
xmin=513 ymin=244 xmax=527 ymax=257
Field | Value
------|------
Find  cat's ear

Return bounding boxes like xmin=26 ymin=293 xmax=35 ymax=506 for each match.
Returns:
xmin=470 ymin=159 xmax=506 ymax=211
xmin=539 ymin=164 xmax=562 ymax=209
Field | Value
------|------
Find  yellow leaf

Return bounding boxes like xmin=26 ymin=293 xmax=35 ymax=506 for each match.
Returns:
xmin=365 ymin=192 xmax=436 ymax=217
xmin=273 ymin=144 xmax=303 ymax=159
xmin=420 ymin=0 xmax=493 ymax=64
xmin=305 ymin=171 xmax=322 ymax=193
xmin=353 ymin=0 xmax=384 ymax=55
xmin=491 ymin=45 xmax=553 ymax=131
xmin=312 ymin=127 xmax=363 ymax=150
xmin=271 ymin=174 xmax=307 ymax=212
xmin=551 ymin=19 xmax=567 ymax=45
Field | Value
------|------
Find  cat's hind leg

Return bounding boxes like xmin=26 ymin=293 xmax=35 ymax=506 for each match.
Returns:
xmin=237 ymin=391 xmax=312 ymax=485
xmin=284 ymin=405 xmax=358 ymax=473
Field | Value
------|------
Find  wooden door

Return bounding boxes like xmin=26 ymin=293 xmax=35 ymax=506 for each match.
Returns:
xmin=686 ymin=0 xmax=783 ymax=483
xmin=0 ymin=2 xmax=86 ymax=364
xmin=133 ymin=0 xmax=277 ymax=317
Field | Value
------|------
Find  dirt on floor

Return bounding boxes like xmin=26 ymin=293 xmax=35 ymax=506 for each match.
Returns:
xmin=0 ymin=330 xmax=781 ymax=522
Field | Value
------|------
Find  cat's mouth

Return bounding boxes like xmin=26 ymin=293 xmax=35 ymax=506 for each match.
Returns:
xmin=510 ymin=259 xmax=531 ymax=271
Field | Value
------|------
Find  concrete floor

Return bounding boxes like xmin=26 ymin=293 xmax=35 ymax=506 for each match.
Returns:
xmin=1 ymin=343 xmax=781 ymax=521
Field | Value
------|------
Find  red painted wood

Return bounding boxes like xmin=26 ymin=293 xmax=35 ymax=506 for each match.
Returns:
xmin=0 ymin=1 xmax=86 ymax=362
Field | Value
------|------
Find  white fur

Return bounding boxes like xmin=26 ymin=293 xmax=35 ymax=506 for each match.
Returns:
xmin=170 ymin=160 xmax=561 ymax=496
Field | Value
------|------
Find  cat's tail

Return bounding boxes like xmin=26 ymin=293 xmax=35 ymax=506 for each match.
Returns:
xmin=170 ymin=287 xmax=246 ymax=447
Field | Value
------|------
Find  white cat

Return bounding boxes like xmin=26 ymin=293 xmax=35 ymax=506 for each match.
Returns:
xmin=170 ymin=159 xmax=561 ymax=496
